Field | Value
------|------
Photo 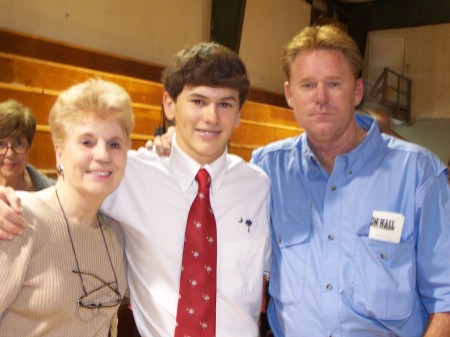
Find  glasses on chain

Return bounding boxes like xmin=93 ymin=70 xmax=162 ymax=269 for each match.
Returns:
xmin=56 ymin=188 xmax=123 ymax=311
xmin=73 ymin=270 xmax=122 ymax=309
xmin=0 ymin=139 xmax=29 ymax=155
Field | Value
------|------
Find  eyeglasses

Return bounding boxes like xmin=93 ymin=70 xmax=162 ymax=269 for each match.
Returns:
xmin=73 ymin=270 xmax=122 ymax=309
xmin=56 ymin=191 xmax=123 ymax=311
xmin=0 ymin=139 xmax=29 ymax=155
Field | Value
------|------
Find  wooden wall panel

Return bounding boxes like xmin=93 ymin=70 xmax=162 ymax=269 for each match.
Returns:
xmin=0 ymin=83 xmax=162 ymax=136
xmin=241 ymin=101 xmax=298 ymax=127
xmin=0 ymin=84 xmax=57 ymax=124
xmin=1 ymin=50 xmax=302 ymax=171
xmin=0 ymin=28 xmax=287 ymax=108
xmin=28 ymin=131 xmax=56 ymax=170
xmin=0 ymin=52 xmax=164 ymax=107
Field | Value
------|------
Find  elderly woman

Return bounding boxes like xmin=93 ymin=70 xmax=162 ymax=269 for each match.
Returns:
xmin=0 ymin=100 xmax=53 ymax=191
xmin=0 ymin=79 xmax=132 ymax=337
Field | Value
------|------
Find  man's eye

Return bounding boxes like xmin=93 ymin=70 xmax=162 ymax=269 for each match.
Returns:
xmin=192 ymin=99 xmax=204 ymax=105
xmin=219 ymin=102 xmax=232 ymax=108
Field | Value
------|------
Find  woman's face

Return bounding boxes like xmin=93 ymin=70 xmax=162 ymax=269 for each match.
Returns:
xmin=0 ymin=136 xmax=30 ymax=188
xmin=56 ymin=117 xmax=128 ymax=200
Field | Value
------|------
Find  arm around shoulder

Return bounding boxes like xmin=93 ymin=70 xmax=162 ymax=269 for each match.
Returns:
xmin=0 ymin=186 xmax=26 ymax=240
xmin=424 ymin=313 xmax=450 ymax=337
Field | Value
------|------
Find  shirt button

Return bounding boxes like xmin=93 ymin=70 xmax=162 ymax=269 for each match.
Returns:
xmin=328 ymin=234 xmax=334 ymax=241
xmin=380 ymin=252 xmax=388 ymax=259
xmin=330 ymin=185 xmax=336 ymax=191
xmin=348 ymin=169 xmax=353 ymax=174
xmin=326 ymin=284 xmax=333 ymax=291
xmin=278 ymin=238 xmax=282 ymax=244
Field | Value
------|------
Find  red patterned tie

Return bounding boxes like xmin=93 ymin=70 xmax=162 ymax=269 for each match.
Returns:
xmin=175 ymin=168 xmax=217 ymax=337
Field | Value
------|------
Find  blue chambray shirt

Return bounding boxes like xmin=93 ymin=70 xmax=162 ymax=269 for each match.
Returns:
xmin=251 ymin=114 xmax=450 ymax=337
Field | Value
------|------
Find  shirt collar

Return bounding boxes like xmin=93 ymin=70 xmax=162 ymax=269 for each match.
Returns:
xmin=169 ymin=133 xmax=228 ymax=196
xmin=347 ymin=113 xmax=383 ymax=170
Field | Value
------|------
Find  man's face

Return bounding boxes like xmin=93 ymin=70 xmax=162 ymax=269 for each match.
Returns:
xmin=284 ymin=49 xmax=363 ymax=145
xmin=163 ymin=85 xmax=241 ymax=165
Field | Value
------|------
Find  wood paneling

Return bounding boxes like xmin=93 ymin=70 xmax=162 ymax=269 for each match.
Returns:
xmin=0 ymin=46 xmax=301 ymax=174
xmin=0 ymin=28 xmax=287 ymax=108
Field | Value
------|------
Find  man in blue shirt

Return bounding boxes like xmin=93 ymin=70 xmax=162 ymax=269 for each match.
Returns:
xmin=251 ymin=25 xmax=450 ymax=336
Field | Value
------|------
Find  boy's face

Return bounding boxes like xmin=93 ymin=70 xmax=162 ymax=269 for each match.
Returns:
xmin=163 ymin=85 xmax=241 ymax=165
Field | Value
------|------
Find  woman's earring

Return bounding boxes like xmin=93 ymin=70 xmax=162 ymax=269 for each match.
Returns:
xmin=56 ymin=164 xmax=64 ymax=179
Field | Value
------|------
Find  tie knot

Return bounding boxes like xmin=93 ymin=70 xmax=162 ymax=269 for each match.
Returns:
xmin=196 ymin=168 xmax=211 ymax=190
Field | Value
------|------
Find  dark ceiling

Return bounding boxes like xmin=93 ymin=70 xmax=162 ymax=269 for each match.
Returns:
xmin=211 ymin=0 xmax=450 ymax=56
xmin=329 ymin=0 xmax=450 ymax=54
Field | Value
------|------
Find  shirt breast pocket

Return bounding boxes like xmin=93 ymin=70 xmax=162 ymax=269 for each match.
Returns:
xmin=348 ymin=236 xmax=416 ymax=320
xmin=220 ymin=238 xmax=267 ymax=299
xmin=269 ymin=202 xmax=312 ymax=305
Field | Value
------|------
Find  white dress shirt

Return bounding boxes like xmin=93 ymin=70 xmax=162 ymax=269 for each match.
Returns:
xmin=102 ymin=138 xmax=271 ymax=337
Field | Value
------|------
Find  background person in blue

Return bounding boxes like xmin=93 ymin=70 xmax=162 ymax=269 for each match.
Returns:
xmin=251 ymin=24 xmax=450 ymax=337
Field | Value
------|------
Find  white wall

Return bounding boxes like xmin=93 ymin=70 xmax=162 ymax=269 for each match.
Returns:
xmin=240 ymin=0 xmax=311 ymax=94
xmin=0 ymin=0 xmax=311 ymax=95
xmin=0 ymin=0 xmax=211 ymax=67
xmin=364 ymin=23 xmax=450 ymax=120
xmin=394 ymin=120 xmax=450 ymax=163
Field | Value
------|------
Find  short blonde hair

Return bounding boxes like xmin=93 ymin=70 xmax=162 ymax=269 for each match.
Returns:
xmin=49 ymin=78 xmax=134 ymax=147
xmin=282 ymin=25 xmax=363 ymax=80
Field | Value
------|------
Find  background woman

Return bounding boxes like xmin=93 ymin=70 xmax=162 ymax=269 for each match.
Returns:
xmin=0 ymin=99 xmax=53 ymax=191
xmin=0 ymin=78 xmax=133 ymax=337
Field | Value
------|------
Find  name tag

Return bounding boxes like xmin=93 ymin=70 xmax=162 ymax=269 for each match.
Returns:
xmin=369 ymin=210 xmax=404 ymax=243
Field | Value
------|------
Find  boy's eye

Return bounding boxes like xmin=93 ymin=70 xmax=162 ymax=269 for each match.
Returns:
xmin=219 ymin=102 xmax=232 ymax=108
xmin=82 ymin=140 xmax=94 ymax=147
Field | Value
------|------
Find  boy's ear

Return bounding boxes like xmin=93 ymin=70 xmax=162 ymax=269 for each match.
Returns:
xmin=162 ymin=92 xmax=176 ymax=121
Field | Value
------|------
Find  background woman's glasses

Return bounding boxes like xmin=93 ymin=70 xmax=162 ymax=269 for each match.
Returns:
xmin=0 ymin=139 xmax=29 ymax=155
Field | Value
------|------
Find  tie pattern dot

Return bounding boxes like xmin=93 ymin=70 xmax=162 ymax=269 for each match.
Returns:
xmin=175 ymin=168 xmax=217 ymax=337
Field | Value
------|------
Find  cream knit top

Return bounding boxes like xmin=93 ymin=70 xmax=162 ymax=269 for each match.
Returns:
xmin=0 ymin=192 xmax=128 ymax=337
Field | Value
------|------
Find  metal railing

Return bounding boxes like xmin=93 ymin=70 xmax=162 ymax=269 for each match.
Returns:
xmin=368 ymin=67 xmax=412 ymax=122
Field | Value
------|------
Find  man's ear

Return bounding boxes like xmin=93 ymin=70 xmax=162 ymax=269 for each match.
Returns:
xmin=162 ymin=91 xmax=176 ymax=121
xmin=354 ymin=78 xmax=364 ymax=106
xmin=284 ymin=81 xmax=293 ymax=108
